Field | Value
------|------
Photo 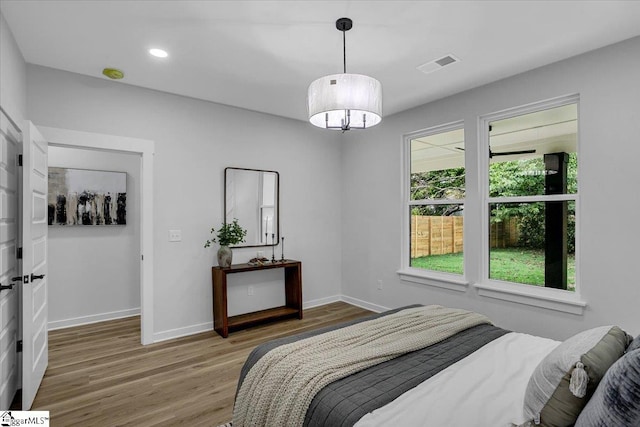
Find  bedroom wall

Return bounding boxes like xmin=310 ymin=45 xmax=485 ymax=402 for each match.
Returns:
xmin=341 ymin=35 xmax=640 ymax=340
xmin=47 ymin=146 xmax=141 ymax=329
xmin=0 ymin=11 xmax=26 ymax=125
xmin=15 ymin=12 xmax=639 ymax=342
xmin=26 ymin=65 xmax=343 ymax=341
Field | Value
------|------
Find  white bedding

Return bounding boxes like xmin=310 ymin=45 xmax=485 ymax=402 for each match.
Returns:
xmin=354 ymin=332 xmax=560 ymax=427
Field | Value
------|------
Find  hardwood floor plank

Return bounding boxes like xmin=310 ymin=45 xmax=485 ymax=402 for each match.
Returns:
xmin=30 ymin=302 xmax=372 ymax=426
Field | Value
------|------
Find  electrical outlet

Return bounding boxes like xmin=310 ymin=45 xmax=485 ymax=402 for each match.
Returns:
xmin=377 ymin=279 xmax=383 ymax=290
xmin=248 ymin=286 xmax=255 ymax=296
xmin=168 ymin=229 xmax=182 ymax=242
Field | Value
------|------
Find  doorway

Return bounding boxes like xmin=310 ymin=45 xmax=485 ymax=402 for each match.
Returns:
xmin=47 ymin=146 xmax=142 ymax=331
xmin=40 ymin=126 xmax=154 ymax=345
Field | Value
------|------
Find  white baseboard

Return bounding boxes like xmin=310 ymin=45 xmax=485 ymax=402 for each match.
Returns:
xmin=153 ymin=321 xmax=214 ymax=343
xmin=303 ymin=294 xmax=342 ymax=309
xmin=152 ymin=295 xmax=344 ymax=343
xmin=340 ymin=295 xmax=390 ymax=313
xmin=150 ymin=295 xmax=386 ymax=344
xmin=48 ymin=308 xmax=140 ymax=331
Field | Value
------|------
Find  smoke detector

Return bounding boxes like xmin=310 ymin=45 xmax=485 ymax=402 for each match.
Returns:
xmin=102 ymin=68 xmax=124 ymax=80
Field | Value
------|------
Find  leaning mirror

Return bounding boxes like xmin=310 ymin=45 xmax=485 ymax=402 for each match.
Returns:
xmin=224 ymin=167 xmax=279 ymax=248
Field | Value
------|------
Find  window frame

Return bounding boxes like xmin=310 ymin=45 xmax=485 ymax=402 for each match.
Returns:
xmin=398 ymin=95 xmax=587 ymax=314
xmin=399 ymin=120 xmax=469 ymax=292
xmin=476 ymin=94 xmax=586 ymax=314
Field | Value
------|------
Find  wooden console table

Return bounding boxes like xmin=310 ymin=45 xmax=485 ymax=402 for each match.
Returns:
xmin=212 ymin=260 xmax=302 ymax=338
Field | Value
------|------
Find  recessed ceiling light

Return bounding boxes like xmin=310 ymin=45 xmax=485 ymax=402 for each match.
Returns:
xmin=149 ymin=48 xmax=168 ymax=58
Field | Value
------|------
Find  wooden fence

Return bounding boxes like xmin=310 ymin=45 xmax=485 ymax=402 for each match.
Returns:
xmin=411 ymin=215 xmax=519 ymax=258
xmin=489 ymin=217 xmax=520 ymax=249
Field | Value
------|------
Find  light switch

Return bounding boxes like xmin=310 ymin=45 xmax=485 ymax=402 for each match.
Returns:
xmin=168 ymin=229 xmax=182 ymax=242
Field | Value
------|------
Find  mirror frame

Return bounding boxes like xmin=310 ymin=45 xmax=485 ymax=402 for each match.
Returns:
xmin=224 ymin=167 xmax=280 ymax=248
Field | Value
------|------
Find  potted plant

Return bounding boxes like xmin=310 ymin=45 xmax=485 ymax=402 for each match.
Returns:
xmin=205 ymin=218 xmax=247 ymax=268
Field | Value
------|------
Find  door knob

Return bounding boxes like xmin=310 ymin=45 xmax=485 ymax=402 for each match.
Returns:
xmin=31 ymin=273 xmax=45 ymax=281
xmin=0 ymin=283 xmax=14 ymax=292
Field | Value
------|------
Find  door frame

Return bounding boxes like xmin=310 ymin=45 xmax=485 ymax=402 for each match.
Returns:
xmin=38 ymin=126 xmax=154 ymax=345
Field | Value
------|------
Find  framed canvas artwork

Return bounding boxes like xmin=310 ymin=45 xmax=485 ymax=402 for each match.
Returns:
xmin=48 ymin=167 xmax=127 ymax=226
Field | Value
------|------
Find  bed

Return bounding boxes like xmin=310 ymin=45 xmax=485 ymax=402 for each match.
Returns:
xmin=231 ymin=305 xmax=640 ymax=427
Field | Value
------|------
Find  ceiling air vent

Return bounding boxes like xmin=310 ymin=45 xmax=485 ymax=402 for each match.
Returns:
xmin=417 ymin=54 xmax=460 ymax=75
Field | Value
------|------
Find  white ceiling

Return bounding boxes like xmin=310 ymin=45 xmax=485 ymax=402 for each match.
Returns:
xmin=3 ymin=1 xmax=640 ymax=123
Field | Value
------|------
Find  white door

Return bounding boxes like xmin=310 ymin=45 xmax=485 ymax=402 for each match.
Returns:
xmin=0 ymin=111 xmax=21 ymax=409
xmin=21 ymin=122 xmax=48 ymax=410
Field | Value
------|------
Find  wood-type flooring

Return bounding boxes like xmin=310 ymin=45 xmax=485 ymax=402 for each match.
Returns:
xmin=29 ymin=302 xmax=372 ymax=426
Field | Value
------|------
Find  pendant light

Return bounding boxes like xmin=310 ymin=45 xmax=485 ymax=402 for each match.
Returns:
xmin=307 ymin=18 xmax=382 ymax=131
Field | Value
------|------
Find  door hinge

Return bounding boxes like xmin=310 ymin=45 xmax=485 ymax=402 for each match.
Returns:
xmin=17 ymin=154 xmax=23 ymax=167
xmin=16 ymin=247 xmax=22 ymax=259
xmin=141 ymin=254 xmax=144 ymax=261
xmin=17 ymin=340 xmax=23 ymax=353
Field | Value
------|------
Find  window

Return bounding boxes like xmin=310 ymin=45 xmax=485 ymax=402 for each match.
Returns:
xmin=401 ymin=97 xmax=583 ymax=311
xmin=406 ymin=123 xmax=465 ymax=276
xmin=484 ymin=101 xmax=578 ymax=291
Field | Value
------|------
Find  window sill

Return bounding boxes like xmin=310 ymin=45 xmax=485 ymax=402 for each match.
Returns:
xmin=397 ymin=268 xmax=469 ymax=292
xmin=474 ymin=281 xmax=587 ymax=315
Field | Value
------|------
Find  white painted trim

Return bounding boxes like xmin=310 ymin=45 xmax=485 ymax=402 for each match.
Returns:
xmin=153 ymin=321 xmax=213 ymax=343
xmin=152 ymin=296 xmax=346 ymax=343
xmin=340 ymin=295 xmax=390 ymax=313
xmin=37 ymin=125 xmax=155 ymax=345
xmin=474 ymin=281 xmax=587 ymax=315
xmin=303 ymin=295 xmax=341 ymax=309
xmin=487 ymin=194 xmax=578 ymax=204
xmin=48 ymin=308 xmax=141 ymax=331
xmin=397 ymin=268 xmax=469 ymax=292
xmin=151 ymin=296 xmax=388 ymax=343
xmin=147 ymin=290 xmax=583 ymax=344
xmin=140 ymin=141 xmax=154 ymax=345
xmin=0 ymin=106 xmax=21 ymax=139
xmin=478 ymin=93 xmax=580 ymax=124
xmin=409 ymin=199 xmax=465 ymax=206
xmin=400 ymin=120 xmax=466 ymax=274
xmin=478 ymin=94 xmax=583 ymax=300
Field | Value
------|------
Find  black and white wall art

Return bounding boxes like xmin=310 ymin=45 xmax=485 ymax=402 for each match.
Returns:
xmin=48 ymin=167 xmax=127 ymax=226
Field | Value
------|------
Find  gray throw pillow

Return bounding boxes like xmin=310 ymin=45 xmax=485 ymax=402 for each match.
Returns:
xmin=523 ymin=326 xmax=629 ymax=426
xmin=627 ymin=335 xmax=640 ymax=353
xmin=575 ymin=349 xmax=640 ymax=427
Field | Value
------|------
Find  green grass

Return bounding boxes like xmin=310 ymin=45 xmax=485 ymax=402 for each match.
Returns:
xmin=411 ymin=248 xmax=576 ymax=291
xmin=411 ymin=252 xmax=464 ymax=275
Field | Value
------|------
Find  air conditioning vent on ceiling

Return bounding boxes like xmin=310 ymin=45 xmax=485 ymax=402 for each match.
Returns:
xmin=417 ymin=54 xmax=460 ymax=75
